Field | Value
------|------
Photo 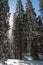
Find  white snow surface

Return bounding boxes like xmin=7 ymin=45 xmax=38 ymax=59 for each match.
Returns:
xmin=0 ymin=53 xmax=43 ymax=65
xmin=0 ymin=59 xmax=43 ymax=65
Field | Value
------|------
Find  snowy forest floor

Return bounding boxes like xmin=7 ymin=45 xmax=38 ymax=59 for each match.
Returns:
xmin=0 ymin=53 xmax=43 ymax=65
xmin=0 ymin=59 xmax=43 ymax=65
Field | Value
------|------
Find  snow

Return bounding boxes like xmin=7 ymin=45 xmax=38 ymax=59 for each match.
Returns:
xmin=0 ymin=53 xmax=43 ymax=65
xmin=0 ymin=59 xmax=43 ymax=65
xmin=0 ymin=59 xmax=27 ymax=65
xmin=24 ymin=56 xmax=32 ymax=60
xmin=23 ymin=53 xmax=43 ymax=60
xmin=23 ymin=53 xmax=32 ymax=61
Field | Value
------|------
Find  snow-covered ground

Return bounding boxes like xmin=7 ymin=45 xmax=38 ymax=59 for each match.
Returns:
xmin=23 ymin=53 xmax=43 ymax=60
xmin=0 ymin=59 xmax=43 ymax=65
xmin=23 ymin=53 xmax=32 ymax=61
xmin=0 ymin=53 xmax=43 ymax=65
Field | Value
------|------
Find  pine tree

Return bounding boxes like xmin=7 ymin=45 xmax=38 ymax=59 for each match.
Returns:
xmin=37 ymin=17 xmax=43 ymax=55
xmin=13 ymin=0 xmax=25 ymax=59
xmin=36 ymin=0 xmax=43 ymax=55
xmin=39 ymin=0 xmax=43 ymax=22
xmin=13 ymin=13 xmax=18 ymax=59
xmin=26 ymin=0 xmax=39 ymax=60
xmin=0 ymin=0 xmax=9 ymax=59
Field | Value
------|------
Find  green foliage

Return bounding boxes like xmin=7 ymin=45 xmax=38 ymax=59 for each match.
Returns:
xmin=0 ymin=0 xmax=9 ymax=59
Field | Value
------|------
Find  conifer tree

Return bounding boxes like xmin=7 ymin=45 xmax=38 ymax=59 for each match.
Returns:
xmin=39 ymin=0 xmax=43 ymax=22
xmin=37 ymin=17 xmax=43 ymax=55
xmin=13 ymin=0 xmax=25 ymax=59
xmin=36 ymin=0 xmax=43 ymax=55
xmin=26 ymin=0 xmax=39 ymax=60
xmin=0 ymin=0 xmax=9 ymax=59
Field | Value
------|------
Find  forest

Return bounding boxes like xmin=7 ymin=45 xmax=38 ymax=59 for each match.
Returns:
xmin=0 ymin=0 xmax=43 ymax=62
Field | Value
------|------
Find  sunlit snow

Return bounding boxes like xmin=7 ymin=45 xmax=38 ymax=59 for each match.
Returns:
xmin=0 ymin=59 xmax=43 ymax=65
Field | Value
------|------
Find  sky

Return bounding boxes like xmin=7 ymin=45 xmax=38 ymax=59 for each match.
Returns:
xmin=9 ymin=0 xmax=40 ymax=16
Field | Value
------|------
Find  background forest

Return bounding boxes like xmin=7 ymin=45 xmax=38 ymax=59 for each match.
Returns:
xmin=0 ymin=0 xmax=43 ymax=60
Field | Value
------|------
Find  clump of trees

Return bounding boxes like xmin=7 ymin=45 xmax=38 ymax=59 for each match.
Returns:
xmin=12 ymin=0 xmax=43 ymax=60
xmin=0 ymin=0 xmax=43 ymax=60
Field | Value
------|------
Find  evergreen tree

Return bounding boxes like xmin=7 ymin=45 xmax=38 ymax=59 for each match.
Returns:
xmin=36 ymin=16 xmax=43 ymax=55
xmin=26 ymin=0 xmax=39 ymax=60
xmin=36 ymin=0 xmax=43 ymax=55
xmin=0 ymin=0 xmax=9 ymax=59
xmin=39 ymin=0 xmax=43 ymax=22
xmin=13 ymin=13 xmax=18 ymax=59
xmin=13 ymin=0 xmax=26 ymax=59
